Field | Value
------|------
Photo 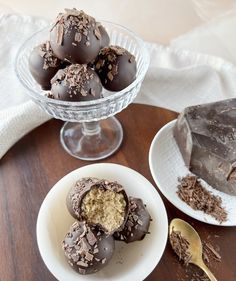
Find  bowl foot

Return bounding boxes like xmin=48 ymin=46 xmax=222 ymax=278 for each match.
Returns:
xmin=60 ymin=117 xmax=123 ymax=161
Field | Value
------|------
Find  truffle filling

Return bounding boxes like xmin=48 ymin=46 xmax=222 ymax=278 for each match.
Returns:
xmin=81 ymin=187 xmax=126 ymax=232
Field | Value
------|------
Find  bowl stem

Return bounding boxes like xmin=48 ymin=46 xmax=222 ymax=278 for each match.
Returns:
xmin=60 ymin=117 xmax=123 ymax=161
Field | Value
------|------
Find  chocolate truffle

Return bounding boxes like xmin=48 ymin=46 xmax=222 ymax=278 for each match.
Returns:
xmin=62 ymin=221 xmax=115 ymax=274
xmin=95 ymin=45 xmax=136 ymax=91
xmin=174 ymin=98 xmax=236 ymax=196
xmin=29 ymin=41 xmax=62 ymax=90
xmin=97 ymin=23 xmax=110 ymax=48
xmin=50 ymin=64 xmax=102 ymax=101
xmin=66 ymin=178 xmax=129 ymax=234
xmin=114 ymin=197 xmax=151 ymax=243
xmin=50 ymin=8 xmax=102 ymax=64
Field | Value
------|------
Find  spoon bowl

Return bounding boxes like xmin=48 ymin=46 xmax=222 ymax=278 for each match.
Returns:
xmin=169 ymin=218 xmax=217 ymax=281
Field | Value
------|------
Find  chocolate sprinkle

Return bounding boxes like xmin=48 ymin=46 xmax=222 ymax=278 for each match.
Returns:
xmin=177 ymin=175 xmax=227 ymax=223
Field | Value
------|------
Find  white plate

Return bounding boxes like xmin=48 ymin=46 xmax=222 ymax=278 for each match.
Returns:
xmin=36 ymin=163 xmax=168 ymax=281
xmin=149 ymin=120 xmax=236 ymax=226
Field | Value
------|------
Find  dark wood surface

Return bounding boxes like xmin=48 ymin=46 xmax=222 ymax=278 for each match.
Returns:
xmin=0 ymin=104 xmax=236 ymax=281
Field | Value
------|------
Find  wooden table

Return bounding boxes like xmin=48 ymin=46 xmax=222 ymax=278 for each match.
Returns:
xmin=1 ymin=104 xmax=236 ymax=281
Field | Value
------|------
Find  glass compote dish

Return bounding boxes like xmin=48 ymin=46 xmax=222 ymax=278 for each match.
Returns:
xmin=15 ymin=21 xmax=149 ymax=160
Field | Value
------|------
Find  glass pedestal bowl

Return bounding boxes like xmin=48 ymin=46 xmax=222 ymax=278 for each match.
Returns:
xmin=15 ymin=21 xmax=149 ymax=160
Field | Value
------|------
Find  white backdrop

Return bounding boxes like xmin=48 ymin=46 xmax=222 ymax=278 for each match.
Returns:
xmin=0 ymin=0 xmax=202 ymax=44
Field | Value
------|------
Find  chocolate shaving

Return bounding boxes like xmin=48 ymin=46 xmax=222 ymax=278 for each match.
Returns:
xmin=170 ymin=226 xmax=221 ymax=281
xmin=203 ymin=242 xmax=221 ymax=262
xmin=51 ymin=64 xmax=96 ymax=98
xmin=77 ymin=260 xmax=88 ymax=267
xmin=75 ymin=32 xmax=82 ymax=42
xmin=94 ymin=27 xmax=101 ymax=40
xmin=85 ymin=252 xmax=94 ymax=261
xmin=129 ymin=55 xmax=135 ymax=63
xmin=93 ymin=248 xmax=99 ymax=254
xmin=36 ymin=41 xmax=60 ymax=70
xmin=169 ymin=227 xmax=192 ymax=265
xmin=90 ymin=89 xmax=95 ymax=97
xmin=52 ymin=8 xmax=97 ymax=46
xmin=177 ymin=175 xmax=227 ymax=223
xmin=107 ymin=71 xmax=114 ymax=81
xmin=86 ymin=229 xmax=97 ymax=246
xmin=46 ymin=41 xmax=50 ymax=51
xmin=56 ymin=24 xmax=64 ymax=45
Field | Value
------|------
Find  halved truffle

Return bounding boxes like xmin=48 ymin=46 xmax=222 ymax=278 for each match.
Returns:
xmin=114 ymin=197 xmax=151 ymax=243
xmin=62 ymin=221 xmax=115 ymax=274
xmin=67 ymin=178 xmax=129 ymax=234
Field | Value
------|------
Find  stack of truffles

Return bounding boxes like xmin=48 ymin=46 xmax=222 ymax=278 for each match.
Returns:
xmin=29 ymin=8 xmax=137 ymax=101
xmin=62 ymin=177 xmax=151 ymax=275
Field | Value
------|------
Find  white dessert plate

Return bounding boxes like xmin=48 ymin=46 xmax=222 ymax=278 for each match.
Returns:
xmin=36 ymin=163 xmax=168 ymax=281
xmin=149 ymin=120 xmax=236 ymax=226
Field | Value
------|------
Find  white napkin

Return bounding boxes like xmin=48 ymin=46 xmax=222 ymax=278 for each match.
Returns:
xmin=0 ymin=14 xmax=50 ymax=159
xmin=1 ymin=13 xmax=236 ymax=159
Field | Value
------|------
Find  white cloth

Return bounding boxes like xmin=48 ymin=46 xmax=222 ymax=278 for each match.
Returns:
xmin=1 ymin=13 xmax=236 ymax=159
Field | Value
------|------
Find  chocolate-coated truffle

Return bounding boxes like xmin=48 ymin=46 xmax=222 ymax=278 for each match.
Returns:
xmin=114 ymin=197 xmax=151 ymax=243
xmin=50 ymin=64 xmax=102 ymax=101
xmin=62 ymin=221 xmax=115 ymax=274
xmin=29 ymin=41 xmax=62 ymax=90
xmin=66 ymin=178 xmax=129 ymax=234
xmin=95 ymin=45 xmax=136 ymax=91
xmin=97 ymin=23 xmax=110 ymax=48
xmin=50 ymin=8 xmax=102 ymax=64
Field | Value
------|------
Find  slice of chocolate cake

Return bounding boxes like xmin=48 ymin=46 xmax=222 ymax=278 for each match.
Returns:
xmin=174 ymin=98 xmax=236 ymax=196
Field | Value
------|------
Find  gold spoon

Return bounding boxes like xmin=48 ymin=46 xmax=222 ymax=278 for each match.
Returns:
xmin=169 ymin=218 xmax=217 ymax=281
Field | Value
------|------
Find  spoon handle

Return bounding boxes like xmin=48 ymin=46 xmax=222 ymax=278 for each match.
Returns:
xmin=198 ymin=261 xmax=217 ymax=281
